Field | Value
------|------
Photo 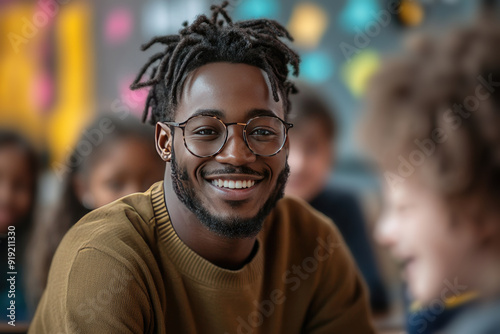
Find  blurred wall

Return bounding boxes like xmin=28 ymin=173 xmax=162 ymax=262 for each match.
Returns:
xmin=0 ymin=0 xmax=480 ymax=188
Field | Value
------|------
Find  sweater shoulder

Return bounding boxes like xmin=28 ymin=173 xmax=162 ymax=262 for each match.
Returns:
xmin=60 ymin=187 xmax=158 ymax=257
xmin=262 ymin=196 xmax=343 ymax=252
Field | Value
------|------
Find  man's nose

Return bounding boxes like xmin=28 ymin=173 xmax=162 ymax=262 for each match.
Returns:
xmin=214 ymin=127 xmax=256 ymax=166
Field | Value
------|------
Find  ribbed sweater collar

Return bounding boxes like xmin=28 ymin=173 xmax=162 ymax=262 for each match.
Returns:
xmin=150 ymin=181 xmax=264 ymax=289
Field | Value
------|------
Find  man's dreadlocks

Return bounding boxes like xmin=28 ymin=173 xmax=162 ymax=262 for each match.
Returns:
xmin=130 ymin=1 xmax=300 ymax=124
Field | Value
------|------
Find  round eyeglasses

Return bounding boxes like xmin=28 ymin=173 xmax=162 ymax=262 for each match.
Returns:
xmin=164 ymin=115 xmax=293 ymax=158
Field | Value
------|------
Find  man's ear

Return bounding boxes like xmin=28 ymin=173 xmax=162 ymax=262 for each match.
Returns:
xmin=155 ymin=122 xmax=173 ymax=162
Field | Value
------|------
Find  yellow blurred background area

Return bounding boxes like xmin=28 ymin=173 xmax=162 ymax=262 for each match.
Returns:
xmin=0 ymin=0 xmax=479 ymax=176
xmin=1 ymin=1 xmax=94 ymax=165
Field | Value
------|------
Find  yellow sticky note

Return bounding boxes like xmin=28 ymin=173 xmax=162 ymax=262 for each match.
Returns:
xmin=288 ymin=3 xmax=328 ymax=49
xmin=341 ymin=50 xmax=380 ymax=98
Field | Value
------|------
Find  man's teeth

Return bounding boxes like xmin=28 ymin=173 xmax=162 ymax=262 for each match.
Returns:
xmin=211 ymin=179 xmax=256 ymax=189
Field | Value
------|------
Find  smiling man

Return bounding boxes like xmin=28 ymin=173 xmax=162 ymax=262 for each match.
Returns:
xmin=29 ymin=3 xmax=373 ymax=333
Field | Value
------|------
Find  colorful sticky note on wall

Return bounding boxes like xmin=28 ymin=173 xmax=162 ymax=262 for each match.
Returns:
xmin=288 ymin=2 xmax=328 ymax=49
xmin=105 ymin=7 xmax=133 ymax=45
xmin=300 ymin=50 xmax=335 ymax=84
xmin=142 ymin=0 xmax=205 ymax=38
xmin=47 ymin=2 xmax=95 ymax=165
xmin=341 ymin=49 xmax=380 ymax=98
xmin=32 ymin=71 xmax=54 ymax=114
xmin=398 ymin=0 xmax=424 ymax=27
xmin=142 ymin=1 xmax=170 ymax=37
xmin=234 ymin=0 xmax=280 ymax=20
xmin=340 ymin=0 xmax=380 ymax=32
xmin=119 ymin=75 xmax=148 ymax=118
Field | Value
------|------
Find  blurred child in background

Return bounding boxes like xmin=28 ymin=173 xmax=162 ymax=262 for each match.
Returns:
xmin=362 ymin=20 xmax=500 ymax=334
xmin=26 ymin=114 xmax=164 ymax=310
xmin=0 ymin=129 xmax=39 ymax=323
xmin=285 ymin=83 xmax=388 ymax=313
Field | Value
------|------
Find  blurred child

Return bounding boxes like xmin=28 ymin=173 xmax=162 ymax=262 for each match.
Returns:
xmin=362 ymin=20 xmax=500 ymax=334
xmin=26 ymin=114 xmax=164 ymax=310
xmin=0 ymin=129 xmax=39 ymax=323
xmin=285 ymin=83 xmax=388 ymax=312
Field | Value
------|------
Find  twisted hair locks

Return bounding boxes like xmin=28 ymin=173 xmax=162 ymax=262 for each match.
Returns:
xmin=131 ymin=1 xmax=300 ymax=124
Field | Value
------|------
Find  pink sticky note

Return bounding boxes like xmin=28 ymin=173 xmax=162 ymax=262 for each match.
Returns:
xmin=105 ymin=7 xmax=133 ymax=45
xmin=33 ymin=71 xmax=54 ymax=114
xmin=120 ymin=76 xmax=148 ymax=117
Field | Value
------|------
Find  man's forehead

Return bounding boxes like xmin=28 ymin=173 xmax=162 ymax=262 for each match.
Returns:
xmin=182 ymin=62 xmax=271 ymax=93
xmin=177 ymin=62 xmax=285 ymax=119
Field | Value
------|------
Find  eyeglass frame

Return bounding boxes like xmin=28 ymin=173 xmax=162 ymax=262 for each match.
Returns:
xmin=164 ymin=114 xmax=293 ymax=158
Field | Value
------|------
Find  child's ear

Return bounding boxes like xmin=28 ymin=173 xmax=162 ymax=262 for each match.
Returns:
xmin=155 ymin=122 xmax=172 ymax=162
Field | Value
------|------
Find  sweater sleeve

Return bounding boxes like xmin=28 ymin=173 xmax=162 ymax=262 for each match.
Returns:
xmin=302 ymin=229 xmax=375 ymax=334
xmin=29 ymin=247 xmax=152 ymax=334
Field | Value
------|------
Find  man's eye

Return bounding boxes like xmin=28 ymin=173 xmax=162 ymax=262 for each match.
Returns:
xmin=193 ymin=128 xmax=219 ymax=136
xmin=250 ymin=128 xmax=276 ymax=136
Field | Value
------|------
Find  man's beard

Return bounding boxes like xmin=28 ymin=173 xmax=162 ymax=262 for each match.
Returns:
xmin=170 ymin=151 xmax=290 ymax=239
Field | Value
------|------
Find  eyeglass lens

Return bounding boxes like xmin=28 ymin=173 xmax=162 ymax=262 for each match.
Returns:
xmin=183 ymin=116 xmax=286 ymax=157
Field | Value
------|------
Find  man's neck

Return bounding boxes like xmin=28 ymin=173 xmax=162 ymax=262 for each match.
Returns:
xmin=163 ymin=175 xmax=257 ymax=270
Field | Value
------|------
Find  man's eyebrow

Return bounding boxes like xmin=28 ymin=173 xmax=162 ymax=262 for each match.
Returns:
xmin=246 ymin=109 xmax=278 ymax=119
xmin=191 ymin=109 xmax=225 ymax=118
xmin=190 ymin=108 xmax=279 ymax=120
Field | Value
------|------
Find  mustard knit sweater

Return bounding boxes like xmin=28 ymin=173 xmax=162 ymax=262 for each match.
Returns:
xmin=29 ymin=182 xmax=374 ymax=333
